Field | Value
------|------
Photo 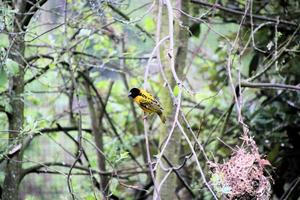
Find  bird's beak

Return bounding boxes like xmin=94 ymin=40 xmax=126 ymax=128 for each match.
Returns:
xmin=128 ymin=92 xmax=132 ymax=98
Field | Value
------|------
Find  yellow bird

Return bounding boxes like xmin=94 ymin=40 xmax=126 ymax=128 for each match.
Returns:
xmin=128 ymin=88 xmax=166 ymax=123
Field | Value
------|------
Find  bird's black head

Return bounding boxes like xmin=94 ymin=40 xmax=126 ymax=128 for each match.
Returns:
xmin=128 ymin=88 xmax=140 ymax=98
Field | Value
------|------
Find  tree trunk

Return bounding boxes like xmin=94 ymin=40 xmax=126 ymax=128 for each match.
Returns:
xmin=155 ymin=0 xmax=189 ymax=199
xmin=83 ymin=76 xmax=109 ymax=197
xmin=2 ymin=0 xmax=50 ymax=198
xmin=2 ymin=4 xmax=26 ymax=199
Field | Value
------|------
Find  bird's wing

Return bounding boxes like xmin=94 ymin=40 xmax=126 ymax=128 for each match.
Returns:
xmin=139 ymin=98 xmax=162 ymax=113
xmin=138 ymin=89 xmax=164 ymax=112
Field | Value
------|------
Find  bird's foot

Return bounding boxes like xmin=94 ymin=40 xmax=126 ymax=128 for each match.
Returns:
xmin=143 ymin=113 xmax=149 ymax=120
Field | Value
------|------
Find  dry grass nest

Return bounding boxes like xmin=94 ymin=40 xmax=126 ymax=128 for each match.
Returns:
xmin=209 ymin=144 xmax=272 ymax=200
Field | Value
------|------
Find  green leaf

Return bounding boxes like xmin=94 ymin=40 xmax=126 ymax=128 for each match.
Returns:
xmin=93 ymin=43 xmax=102 ymax=51
xmin=143 ymin=16 xmax=155 ymax=32
xmin=96 ymin=80 xmax=110 ymax=89
xmin=25 ymin=195 xmax=39 ymax=200
xmin=0 ymin=96 xmax=12 ymax=113
xmin=101 ymin=35 xmax=110 ymax=48
xmin=129 ymin=78 xmax=138 ymax=87
xmin=5 ymin=58 xmax=19 ymax=75
xmin=0 ymin=68 xmax=8 ymax=90
xmin=49 ymin=63 xmax=56 ymax=70
xmin=211 ymin=173 xmax=221 ymax=184
xmin=173 ymin=85 xmax=179 ymax=97
xmin=84 ymin=195 xmax=97 ymax=200
xmin=0 ymin=34 xmax=9 ymax=48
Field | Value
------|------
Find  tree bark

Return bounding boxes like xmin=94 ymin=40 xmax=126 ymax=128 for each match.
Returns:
xmin=2 ymin=2 xmax=26 ymax=199
xmin=2 ymin=1 xmax=49 ymax=198
xmin=155 ymin=0 xmax=189 ymax=199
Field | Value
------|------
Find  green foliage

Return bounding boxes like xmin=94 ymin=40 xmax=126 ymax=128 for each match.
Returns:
xmin=173 ymin=85 xmax=179 ymax=97
xmin=143 ymin=16 xmax=155 ymax=32
xmin=0 ymin=0 xmax=299 ymax=199
xmin=84 ymin=194 xmax=97 ymax=200
xmin=5 ymin=58 xmax=19 ymax=75
xmin=0 ymin=58 xmax=20 ymax=92
xmin=25 ymin=195 xmax=39 ymax=200
xmin=0 ymin=34 xmax=9 ymax=48
xmin=0 ymin=95 xmax=11 ymax=113
xmin=0 ymin=5 xmax=15 ymax=30
xmin=0 ymin=68 xmax=8 ymax=91
xmin=210 ymin=173 xmax=231 ymax=197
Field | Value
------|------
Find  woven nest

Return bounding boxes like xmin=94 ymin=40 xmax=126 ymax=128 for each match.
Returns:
xmin=210 ymin=146 xmax=272 ymax=200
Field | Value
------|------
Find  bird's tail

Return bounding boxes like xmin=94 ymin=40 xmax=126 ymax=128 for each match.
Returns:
xmin=157 ymin=112 xmax=166 ymax=123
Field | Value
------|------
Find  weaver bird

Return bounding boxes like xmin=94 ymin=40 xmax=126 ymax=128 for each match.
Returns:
xmin=128 ymin=88 xmax=166 ymax=123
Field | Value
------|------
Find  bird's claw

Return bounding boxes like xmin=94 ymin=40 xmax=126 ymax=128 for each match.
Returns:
xmin=143 ymin=113 xmax=149 ymax=120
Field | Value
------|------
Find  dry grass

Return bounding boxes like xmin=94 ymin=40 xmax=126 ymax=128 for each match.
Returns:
xmin=210 ymin=136 xmax=272 ymax=200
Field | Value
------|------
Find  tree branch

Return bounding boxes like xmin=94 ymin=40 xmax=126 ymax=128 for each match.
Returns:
xmin=21 ymin=0 xmax=49 ymax=29
xmin=241 ymin=81 xmax=300 ymax=92
xmin=78 ymin=71 xmax=144 ymax=169
xmin=20 ymin=162 xmax=112 ymax=182
xmin=108 ymin=4 xmax=153 ymax=40
xmin=20 ymin=161 xmax=148 ymax=181
xmin=191 ymin=0 xmax=297 ymax=29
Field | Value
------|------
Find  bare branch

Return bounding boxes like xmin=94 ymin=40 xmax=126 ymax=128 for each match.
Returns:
xmin=241 ymin=82 xmax=300 ymax=92
xmin=191 ymin=0 xmax=297 ymax=29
